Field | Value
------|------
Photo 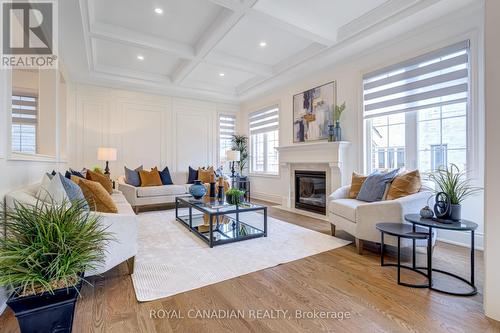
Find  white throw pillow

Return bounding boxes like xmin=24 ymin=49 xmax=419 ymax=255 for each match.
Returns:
xmin=36 ymin=173 xmax=69 ymax=204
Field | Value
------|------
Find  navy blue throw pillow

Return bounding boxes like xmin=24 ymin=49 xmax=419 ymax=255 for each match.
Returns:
xmin=159 ymin=166 xmax=174 ymax=185
xmin=65 ymin=169 xmax=85 ymax=179
xmin=188 ymin=166 xmax=198 ymax=184
xmin=124 ymin=165 xmax=143 ymax=187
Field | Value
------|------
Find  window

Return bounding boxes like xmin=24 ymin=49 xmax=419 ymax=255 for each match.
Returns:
xmin=363 ymin=40 xmax=469 ymax=174
xmin=12 ymin=94 xmax=38 ymax=154
xmin=249 ymin=106 xmax=279 ymax=175
xmin=219 ymin=114 xmax=236 ymax=165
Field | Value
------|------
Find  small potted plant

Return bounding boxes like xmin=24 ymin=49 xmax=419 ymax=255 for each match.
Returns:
xmin=0 ymin=199 xmax=110 ymax=333
xmin=428 ymin=164 xmax=482 ymax=221
xmin=226 ymin=188 xmax=246 ymax=206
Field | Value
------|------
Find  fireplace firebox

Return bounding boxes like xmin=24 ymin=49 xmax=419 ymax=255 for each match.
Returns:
xmin=295 ymin=170 xmax=326 ymax=215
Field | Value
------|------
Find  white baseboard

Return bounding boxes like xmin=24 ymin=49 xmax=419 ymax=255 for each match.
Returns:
xmin=437 ymin=230 xmax=484 ymax=251
xmin=251 ymin=191 xmax=282 ymax=205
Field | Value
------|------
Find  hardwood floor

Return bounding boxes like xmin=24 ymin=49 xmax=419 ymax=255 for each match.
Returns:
xmin=1 ymin=203 xmax=499 ymax=332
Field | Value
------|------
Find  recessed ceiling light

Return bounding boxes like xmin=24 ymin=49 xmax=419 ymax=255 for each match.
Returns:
xmin=154 ymin=7 xmax=163 ymax=14
xmin=137 ymin=55 xmax=144 ymax=61
xmin=219 ymin=73 xmax=225 ymax=77
xmin=259 ymin=41 xmax=267 ymax=47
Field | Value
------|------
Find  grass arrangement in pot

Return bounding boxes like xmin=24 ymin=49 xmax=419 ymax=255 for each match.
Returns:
xmin=428 ymin=163 xmax=482 ymax=221
xmin=226 ymin=188 xmax=246 ymax=206
xmin=0 ymin=199 xmax=111 ymax=333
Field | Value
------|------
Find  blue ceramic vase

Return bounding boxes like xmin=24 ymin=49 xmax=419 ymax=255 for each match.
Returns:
xmin=189 ymin=180 xmax=206 ymax=199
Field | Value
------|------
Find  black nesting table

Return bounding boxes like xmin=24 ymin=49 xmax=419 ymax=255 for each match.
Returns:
xmin=377 ymin=215 xmax=478 ymax=296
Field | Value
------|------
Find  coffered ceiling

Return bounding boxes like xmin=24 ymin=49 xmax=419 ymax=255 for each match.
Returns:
xmin=59 ymin=0 xmax=478 ymax=102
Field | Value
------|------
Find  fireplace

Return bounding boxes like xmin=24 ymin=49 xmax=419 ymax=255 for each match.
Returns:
xmin=295 ymin=170 xmax=326 ymax=215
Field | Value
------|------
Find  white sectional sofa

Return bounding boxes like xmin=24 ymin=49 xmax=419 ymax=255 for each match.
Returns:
xmin=117 ymin=171 xmax=192 ymax=213
xmin=5 ymin=183 xmax=138 ymax=276
xmin=328 ymin=185 xmax=434 ymax=254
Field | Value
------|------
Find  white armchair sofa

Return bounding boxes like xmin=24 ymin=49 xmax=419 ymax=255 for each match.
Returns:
xmin=5 ymin=183 xmax=138 ymax=276
xmin=117 ymin=171 xmax=192 ymax=214
xmin=328 ymin=185 xmax=434 ymax=254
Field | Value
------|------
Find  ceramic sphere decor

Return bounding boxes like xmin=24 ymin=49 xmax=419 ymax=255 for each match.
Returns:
xmin=189 ymin=180 xmax=207 ymax=199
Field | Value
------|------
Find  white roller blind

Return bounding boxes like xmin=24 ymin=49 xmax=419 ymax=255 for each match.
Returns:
xmin=12 ymin=94 xmax=38 ymax=124
xmin=219 ymin=114 xmax=236 ymax=139
xmin=363 ymin=40 xmax=470 ymax=119
xmin=249 ymin=106 xmax=279 ymax=135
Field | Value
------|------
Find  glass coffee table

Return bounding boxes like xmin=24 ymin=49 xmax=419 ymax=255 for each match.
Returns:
xmin=175 ymin=197 xmax=267 ymax=248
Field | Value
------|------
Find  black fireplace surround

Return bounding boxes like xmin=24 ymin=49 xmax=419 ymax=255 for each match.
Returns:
xmin=295 ymin=170 xmax=326 ymax=215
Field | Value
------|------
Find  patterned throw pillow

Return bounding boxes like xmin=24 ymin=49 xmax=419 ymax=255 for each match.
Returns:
xmin=357 ymin=169 xmax=399 ymax=202
xmin=386 ymin=170 xmax=422 ymax=200
xmin=72 ymin=176 xmax=118 ymax=213
xmin=139 ymin=169 xmax=163 ymax=187
xmin=348 ymin=172 xmax=368 ymax=199
xmin=124 ymin=165 xmax=143 ymax=187
xmin=86 ymin=169 xmax=113 ymax=194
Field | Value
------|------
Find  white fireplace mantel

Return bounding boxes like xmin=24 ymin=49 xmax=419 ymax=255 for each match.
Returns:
xmin=275 ymin=141 xmax=351 ymax=218
xmin=276 ymin=141 xmax=350 ymax=166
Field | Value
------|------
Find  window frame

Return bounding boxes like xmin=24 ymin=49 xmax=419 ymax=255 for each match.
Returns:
xmin=217 ymin=113 xmax=237 ymax=169
xmin=11 ymin=93 xmax=38 ymax=155
xmin=363 ymin=40 xmax=472 ymax=177
xmin=248 ymin=105 xmax=280 ymax=176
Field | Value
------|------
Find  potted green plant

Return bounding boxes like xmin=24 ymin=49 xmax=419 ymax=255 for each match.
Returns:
xmin=0 ymin=199 xmax=110 ymax=333
xmin=226 ymin=188 xmax=246 ymax=205
xmin=230 ymin=135 xmax=248 ymax=175
xmin=428 ymin=164 xmax=482 ymax=221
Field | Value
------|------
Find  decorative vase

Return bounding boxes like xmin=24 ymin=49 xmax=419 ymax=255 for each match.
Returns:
xmin=217 ymin=185 xmax=224 ymax=202
xmin=209 ymin=182 xmax=216 ymax=198
xmin=189 ymin=180 xmax=206 ymax=199
xmin=420 ymin=206 xmax=434 ymax=219
xmin=450 ymin=204 xmax=462 ymax=221
xmin=334 ymin=120 xmax=342 ymax=141
xmin=328 ymin=124 xmax=335 ymax=142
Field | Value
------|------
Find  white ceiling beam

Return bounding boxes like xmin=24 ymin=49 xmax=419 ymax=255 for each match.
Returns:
xmin=171 ymin=0 xmax=258 ymax=84
xmin=94 ymin=64 xmax=172 ymax=84
xmin=246 ymin=9 xmax=335 ymax=46
xmin=205 ymin=52 xmax=273 ymax=77
xmin=89 ymin=22 xmax=195 ymax=59
xmin=206 ymin=0 xmax=242 ymax=11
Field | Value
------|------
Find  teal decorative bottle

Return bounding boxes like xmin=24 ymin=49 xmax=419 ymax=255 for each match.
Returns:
xmin=334 ymin=120 xmax=342 ymax=141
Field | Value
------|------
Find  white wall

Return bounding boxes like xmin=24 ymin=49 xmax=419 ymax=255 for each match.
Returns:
xmin=483 ymin=0 xmax=500 ymax=322
xmin=68 ymin=84 xmax=238 ymax=180
xmin=240 ymin=5 xmax=485 ymax=248
xmin=0 ymin=69 xmax=67 ymax=314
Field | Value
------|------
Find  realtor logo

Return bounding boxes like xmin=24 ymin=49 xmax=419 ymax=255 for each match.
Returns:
xmin=1 ymin=1 xmax=58 ymax=68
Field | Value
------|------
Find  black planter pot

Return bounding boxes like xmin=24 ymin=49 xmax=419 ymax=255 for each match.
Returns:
xmin=7 ymin=278 xmax=83 ymax=333
xmin=226 ymin=193 xmax=244 ymax=205
xmin=450 ymin=204 xmax=462 ymax=221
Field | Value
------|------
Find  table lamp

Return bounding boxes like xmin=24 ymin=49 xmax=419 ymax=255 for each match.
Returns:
xmin=226 ymin=150 xmax=240 ymax=178
xmin=97 ymin=147 xmax=117 ymax=176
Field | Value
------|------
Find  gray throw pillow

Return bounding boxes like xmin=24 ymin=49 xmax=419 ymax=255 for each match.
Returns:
xmin=124 ymin=165 xmax=143 ymax=187
xmin=58 ymin=173 xmax=89 ymax=210
xmin=357 ymin=169 xmax=399 ymax=202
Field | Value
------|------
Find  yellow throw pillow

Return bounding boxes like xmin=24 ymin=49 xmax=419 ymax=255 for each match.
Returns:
xmin=72 ymin=176 xmax=118 ymax=213
xmin=349 ymin=172 xmax=367 ymax=199
xmin=139 ymin=169 xmax=162 ymax=187
xmin=386 ymin=169 xmax=422 ymax=200
xmin=198 ymin=167 xmax=215 ymax=183
xmin=86 ymin=169 xmax=113 ymax=194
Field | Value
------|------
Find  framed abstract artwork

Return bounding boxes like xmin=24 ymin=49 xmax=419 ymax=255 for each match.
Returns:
xmin=293 ymin=81 xmax=336 ymax=143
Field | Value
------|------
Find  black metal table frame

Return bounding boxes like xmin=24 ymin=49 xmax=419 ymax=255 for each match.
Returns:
xmin=408 ymin=221 xmax=477 ymax=296
xmin=175 ymin=197 xmax=267 ymax=248
xmin=380 ymin=227 xmax=431 ymax=289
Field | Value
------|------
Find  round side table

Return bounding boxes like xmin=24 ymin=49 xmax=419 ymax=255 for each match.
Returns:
xmin=404 ymin=214 xmax=478 ymax=296
xmin=376 ymin=223 xmax=431 ymax=288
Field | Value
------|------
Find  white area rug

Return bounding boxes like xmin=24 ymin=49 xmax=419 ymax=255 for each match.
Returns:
xmin=131 ymin=210 xmax=350 ymax=302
